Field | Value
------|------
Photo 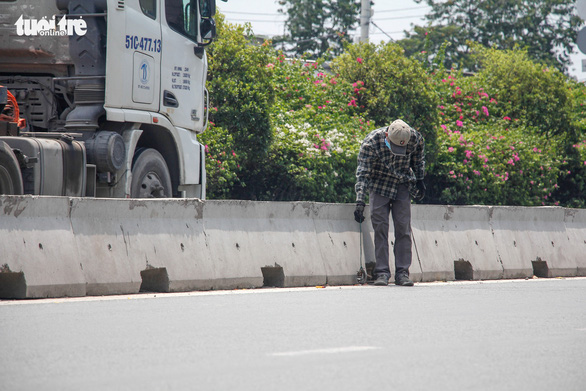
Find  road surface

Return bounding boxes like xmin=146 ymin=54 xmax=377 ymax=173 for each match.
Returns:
xmin=1 ymin=278 xmax=585 ymax=390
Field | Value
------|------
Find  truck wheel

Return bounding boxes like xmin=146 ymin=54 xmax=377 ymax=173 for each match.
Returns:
xmin=0 ymin=141 xmax=23 ymax=195
xmin=130 ymin=148 xmax=172 ymax=198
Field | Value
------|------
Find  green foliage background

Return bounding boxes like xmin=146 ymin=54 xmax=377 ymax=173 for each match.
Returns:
xmin=403 ymin=0 xmax=581 ymax=73
xmin=200 ymin=16 xmax=586 ymax=208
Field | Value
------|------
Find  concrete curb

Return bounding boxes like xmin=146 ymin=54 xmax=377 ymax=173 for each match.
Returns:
xmin=0 ymin=196 xmax=585 ymax=298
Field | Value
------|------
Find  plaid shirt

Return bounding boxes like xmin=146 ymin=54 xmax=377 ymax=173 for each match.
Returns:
xmin=355 ymin=126 xmax=425 ymax=203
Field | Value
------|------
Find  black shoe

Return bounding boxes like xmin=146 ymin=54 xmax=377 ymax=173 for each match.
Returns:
xmin=373 ymin=274 xmax=389 ymax=286
xmin=395 ymin=272 xmax=414 ymax=286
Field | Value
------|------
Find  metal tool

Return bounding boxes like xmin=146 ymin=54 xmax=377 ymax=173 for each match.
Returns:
xmin=356 ymin=222 xmax=367 ymax=284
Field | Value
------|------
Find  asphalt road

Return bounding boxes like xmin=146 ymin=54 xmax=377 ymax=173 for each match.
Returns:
xmin=1 ymin=278 xmax=585 ymax=391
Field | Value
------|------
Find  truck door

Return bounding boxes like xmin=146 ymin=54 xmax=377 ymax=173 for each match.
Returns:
xmin=160 ymin=0 xmax=207 ymax=133
xmin=104 ymin=0 xmax=162 ymax=113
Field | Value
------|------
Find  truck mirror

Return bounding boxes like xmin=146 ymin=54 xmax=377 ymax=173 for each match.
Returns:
xmin=200 ymin=18 xmax=216 ymax=41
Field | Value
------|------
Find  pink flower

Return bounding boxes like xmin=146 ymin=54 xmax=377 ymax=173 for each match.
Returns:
xmin=348 ymin=99 xmax=357 ymax=107
xmin=465 ymin=150 xmax=474 ymax=159
xmin=448 ymin=147 xmax=454 ymax=152
xmin=482 ymin=106 xmax=489 ymax=116
xmin=503 ymin=116 xmax=511 ymax=121
xmin=266 ymin=63 xmax=274 ymax=68
xmin=357 ymin=57 xmax=363 ymax=64
xmin=456 ymin=120 xmax=464 ymax=127
xmin=441 ymin=124 xmax=447 ymax=130
xmin=204 ymin=145 xmax=209 ymax=153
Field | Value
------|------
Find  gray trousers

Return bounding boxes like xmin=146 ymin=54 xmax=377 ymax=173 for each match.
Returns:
xmin=370 ymin=184 xmax=412 ymax=278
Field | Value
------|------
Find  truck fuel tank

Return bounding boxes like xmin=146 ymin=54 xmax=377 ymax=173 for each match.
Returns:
xmin=0 ymin=136 xmax=86 ymax=196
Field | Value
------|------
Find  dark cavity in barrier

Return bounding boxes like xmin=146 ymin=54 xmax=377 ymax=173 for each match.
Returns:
xmin=261 ymin=264 xmax=284 ymax=288
xmin=140 ymin=267 xmax=170 ymax=292
xmin=454 ymin=259 xmax=473 ymax=280
xmin=532 ymin=258 xmax=550 ymax=278
xmin=0 ymin=267 xmax=26 ymax=299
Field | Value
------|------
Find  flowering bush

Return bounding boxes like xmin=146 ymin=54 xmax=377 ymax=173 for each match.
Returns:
xmin=427 ymin=60 xmax=573 ymax=206
xmin=201 ymin=15 xmax=275 ymax=199
xmin=433 ymin=121 xmax=564 ymax=205
xmin=202 ymin=15 xmax=585 ymax=207
xmin=331 ymin=42 xmax=440 ymax=159
xmin=472 ymin=45 xmax=575 ymax=139
xmin=263 ymin=55 xmax=372 ymax=202
xmin=554 ymin=80 xmax=586 ymax=208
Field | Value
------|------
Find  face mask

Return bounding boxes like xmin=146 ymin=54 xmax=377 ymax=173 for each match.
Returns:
xmin=385 ymin=138 xmax=392 ymax=150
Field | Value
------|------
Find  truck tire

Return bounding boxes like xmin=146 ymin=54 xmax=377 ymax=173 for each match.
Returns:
xmin=130 ymin=148 xmax=172 ymax=198
xmin=0 ymin=140 xmax=23 ymax=195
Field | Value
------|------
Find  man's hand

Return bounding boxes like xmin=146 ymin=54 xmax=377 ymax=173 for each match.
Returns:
xmin=354 ymin=202 xmax=365 ymax=223
xmin=414 ymin=180 xmax=426 ymax=201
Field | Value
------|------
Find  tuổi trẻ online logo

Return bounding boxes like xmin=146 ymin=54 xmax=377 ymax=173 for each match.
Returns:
xmin=14 ymin=15 xmax=87 ymax=36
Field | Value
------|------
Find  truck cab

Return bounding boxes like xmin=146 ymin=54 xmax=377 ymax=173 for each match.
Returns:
xmin=0 ymin=0 xmax=221 ymax=198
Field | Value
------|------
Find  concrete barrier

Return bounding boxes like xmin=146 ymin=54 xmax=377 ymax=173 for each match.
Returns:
xmin=564 ymin=208 xmax=586 ymax=276
xmin=1 ymin=196 xmax=585 ymax=299
xmin=311 ymin=203 xmax=363 ymax=286
xmin=203 ymin=201 xmax=330 ymax=289
xmin=412 ymin=205 xmax=502 ymax=282
xmin=0 ymin=196 xmax=86 ymax=298
xmin=490 ymin=206 xmax=579 ymax=278
xmin=69 ymin=198 xmax=208 ymax=296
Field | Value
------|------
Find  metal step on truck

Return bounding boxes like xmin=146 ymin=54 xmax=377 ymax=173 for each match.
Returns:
xmin=0 ymin=0 xmax=223 ymax=198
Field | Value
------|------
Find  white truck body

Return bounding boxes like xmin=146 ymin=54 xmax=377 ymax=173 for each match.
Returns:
xmin=0 ymin=0 xmax=220 ymax=199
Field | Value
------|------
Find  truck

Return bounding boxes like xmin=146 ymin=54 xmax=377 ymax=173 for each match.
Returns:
xmin=0 ymin=0 xmax=222 ymax=199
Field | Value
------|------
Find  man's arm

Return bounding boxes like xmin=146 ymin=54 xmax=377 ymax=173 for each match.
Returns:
xmin=355 ymin=140 xmax=375 ymax=203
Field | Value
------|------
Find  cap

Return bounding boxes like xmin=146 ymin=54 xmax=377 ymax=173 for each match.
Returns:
xmin=387 ymin=119 xmax=411 ymax=156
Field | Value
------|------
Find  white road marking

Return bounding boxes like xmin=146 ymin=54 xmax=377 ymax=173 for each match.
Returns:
xmin=271 ymin=346 xmax=380 ymax=357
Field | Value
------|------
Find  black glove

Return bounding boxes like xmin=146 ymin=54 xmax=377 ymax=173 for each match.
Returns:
xmin=414 ymin=180 xmax=426 ymax=201
xmin=354 ymin=202 xmax=365 ymax=223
